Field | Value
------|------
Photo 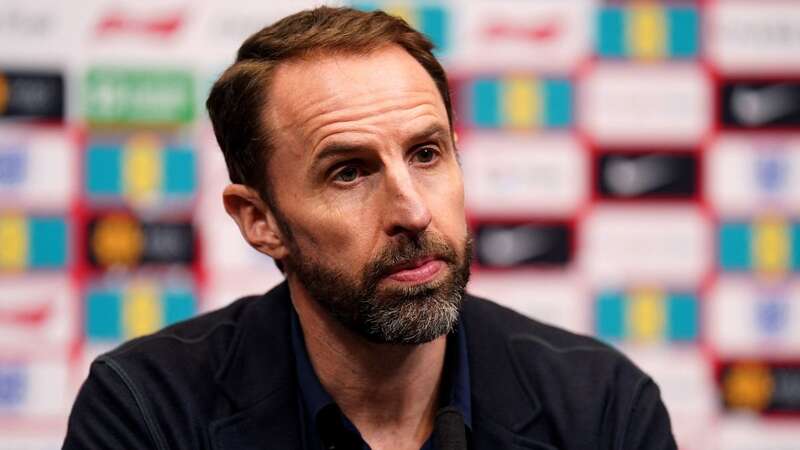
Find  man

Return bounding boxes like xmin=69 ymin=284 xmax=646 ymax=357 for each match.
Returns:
xmin=63 ymin=6 xmax=676 ymax=450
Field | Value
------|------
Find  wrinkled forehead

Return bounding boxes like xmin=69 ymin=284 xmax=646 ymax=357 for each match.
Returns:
xmin=265 ymin=45 xmax=449 ymax=147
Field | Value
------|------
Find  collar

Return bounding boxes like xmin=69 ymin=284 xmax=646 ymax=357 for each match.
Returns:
xmin=290 ymin=306 xmax=473 ymax=441
xmin=210 ymin=281 xmax=551 ymax=450
xmin=289 ymin=309 xmax=332 ymax=427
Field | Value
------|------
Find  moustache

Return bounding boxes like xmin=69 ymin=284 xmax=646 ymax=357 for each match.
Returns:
xmin=364 ymin=233 xmax=459 ymax=282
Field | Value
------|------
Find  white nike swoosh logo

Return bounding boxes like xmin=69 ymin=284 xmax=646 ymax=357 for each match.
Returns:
xmin=731 ymin=84 xmax=798 ymax=126
xmin=479 ymin=226 xmax=552 ymax=266
xmin=604 ymin=155 xmax=676 ymax=196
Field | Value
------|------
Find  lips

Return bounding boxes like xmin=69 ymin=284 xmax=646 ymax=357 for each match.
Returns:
xmin=386 ymin=256 xmax=445 ymax=283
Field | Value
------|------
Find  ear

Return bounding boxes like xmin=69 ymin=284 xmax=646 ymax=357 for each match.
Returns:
xmin=222 ymin=184 xmax=290 ymax=261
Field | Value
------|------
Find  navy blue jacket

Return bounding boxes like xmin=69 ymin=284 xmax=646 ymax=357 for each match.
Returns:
xmin=63 ymin=281 xmax=677 ymax=450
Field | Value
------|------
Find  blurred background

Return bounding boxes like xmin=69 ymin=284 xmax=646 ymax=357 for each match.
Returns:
xmin=1 ymin=0 xmax=799 ymax=448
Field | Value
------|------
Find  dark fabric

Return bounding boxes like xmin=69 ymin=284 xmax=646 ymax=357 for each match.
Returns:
xmin=434 ymin=407 xmax=469 ymax=450
xmin=290 ymin=307 xmax=471 ymax=450
xmin=62 ymin=281 xmax=677 ymax=450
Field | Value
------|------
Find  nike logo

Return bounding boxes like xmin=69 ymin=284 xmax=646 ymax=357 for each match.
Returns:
xmin=478 ymin=226 xmax=554 ymax=266
xmin=604 ymin=155 xmax=676 ymax=196
xmin=731 ymin=84 xmax=799 ymax=126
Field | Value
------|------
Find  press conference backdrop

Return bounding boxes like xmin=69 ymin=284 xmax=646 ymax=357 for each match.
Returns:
xmin=1 ymin=0 xmax=799 ymax=448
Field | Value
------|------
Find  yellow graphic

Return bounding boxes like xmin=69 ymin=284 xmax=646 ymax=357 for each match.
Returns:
xmin=723 ymin=363 xmax=773 ymax=412
xmin=503 ymin=78 xmax=540 ymax=129
xmin=0 ymin=214 xmax=27 ymax=270
xmin=91 ymin=215 xmax=143 ymax=267
xmin=0 ymin=74 xmax=8 ymax=114
xmin=123 ymin=283 xmax=162 ymax=339
xmin=753 ymin=217 xmax=789 ymax=277
xmin=627 ymin=288 xmax=665 ymax=342
xmin=124 ymin=134 xmax=162 ymax=202
xmin=628 ymin=4 xmax=665 ymax=60
xmin=384 ymin=5 xmax=415 ymax=27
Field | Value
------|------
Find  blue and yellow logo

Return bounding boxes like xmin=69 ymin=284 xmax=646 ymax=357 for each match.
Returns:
xmin=85 ymin=280 xmax=197 ymax=342
xmin=465 ymin=77 xmax=572 ymax=130
xmin=85 ymin=133 xmax=196 ymax=205
xmin=718 ymin=218 xmax=800 ymax=276
xmin=595 ymin=287 xmax=698 ymax=343
xmin=0 ymin=213 xmax=68 ymax=271
xmin=597 ymin=4 xmax=698 ymax=60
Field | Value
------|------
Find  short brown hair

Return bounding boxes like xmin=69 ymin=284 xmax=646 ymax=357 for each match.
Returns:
xmin=206 ymin=6 xmax=453 ymax=204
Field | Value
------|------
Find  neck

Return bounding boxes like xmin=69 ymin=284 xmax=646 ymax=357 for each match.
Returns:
xmin=289 ymin=277 xmax=446 ymax=450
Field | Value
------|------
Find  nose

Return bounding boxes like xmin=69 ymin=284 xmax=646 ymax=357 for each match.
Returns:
xmin=382 ymin=165 xmax=432 ymax=238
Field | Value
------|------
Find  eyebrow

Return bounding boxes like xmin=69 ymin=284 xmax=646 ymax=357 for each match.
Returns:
xmin=309 ymin=123 xmax=452 ymax=174
xmin=309 ymin=142 xmax=373 ymax=174
xmin=407 ymin=123 xmax=451 ymax=147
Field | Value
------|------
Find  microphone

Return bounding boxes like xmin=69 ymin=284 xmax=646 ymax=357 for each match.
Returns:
xmin=434 ymin=406 xmax=467 ymax=450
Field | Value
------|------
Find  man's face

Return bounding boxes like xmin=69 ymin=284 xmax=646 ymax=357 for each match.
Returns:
xmin=265 ymin=45 xmax=471 ymax=344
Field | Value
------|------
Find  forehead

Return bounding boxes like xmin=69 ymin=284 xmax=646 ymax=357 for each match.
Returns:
xmin=265 ymin=45 xmax=448 ymax=148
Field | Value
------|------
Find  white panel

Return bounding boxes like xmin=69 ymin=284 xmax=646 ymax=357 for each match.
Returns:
xmin=579 ymin=64 xmax=711 ymax=146
xmin=0 ymin=357 xmax=70 ymax=418
xmin=718 ymin=417 xmax=800 ymax=450
xmin=0 ymin=275 xmax=77 ymax=357
xmin=0 ymin=127 xmax=75 ymax=208
xmin=449 ymin=0 xmax=593 ymax=71
xmin=0 ymin=436 xmax=63 ymax=450
xmin=580 ymin=206 xmax=712 ymax=285
xmin=0 ymin=0 xmax=76 ymax=65
xmin=706 ymin=134 xmax=800 ymax=215
xmin=709 ymin=1 xmax=800 ymax=75
xmin=461 ymin=133 xmax=588 ymax=217
xmin=467 ymin=272 xmax=589 ymax=335
xmin=708 ymin=277 xmax=800 ymax=357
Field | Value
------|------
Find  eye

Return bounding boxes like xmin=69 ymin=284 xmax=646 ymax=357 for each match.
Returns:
xmin=333 ymin=165 xmax=360 ymax=183
xmin=413 ymin=146 xmax=438 ymax=164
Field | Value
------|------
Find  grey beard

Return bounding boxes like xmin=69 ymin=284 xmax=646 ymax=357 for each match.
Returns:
xmin=285 ymin=234 xmax=472 ymax=345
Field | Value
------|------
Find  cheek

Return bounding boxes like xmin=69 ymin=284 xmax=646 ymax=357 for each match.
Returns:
xmin=427 ymin=170 xmax=467 ymax=233
xmin=290 ymin=204 xmax=375 ymax=261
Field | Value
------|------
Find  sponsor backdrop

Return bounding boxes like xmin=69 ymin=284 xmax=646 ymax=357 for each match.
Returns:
xmin=0 ymin=0 xmax=798 ymax=448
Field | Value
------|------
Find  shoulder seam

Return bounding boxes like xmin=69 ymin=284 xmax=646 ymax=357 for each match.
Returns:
xmin=101 ymin=357 xmax=170 ymax=450
xmin=110 ymin=320 xmax=238 ymax=358
xmin=510 ymin=333 xmax=618 ymax=355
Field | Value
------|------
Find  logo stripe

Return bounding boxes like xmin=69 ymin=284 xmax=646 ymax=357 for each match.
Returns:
xmin=719 ymin=220 xmax=800 ymax=273
xmin=467 ymin=77 xmax=572 ymax=129
xmin=0 ymin=215 xmax=27 ymax=270
xmin=86 ymin=282 xmax=197 ymax=342
xmin=667 ymin=7 xmax=699 ymax=57
xmin=502 ymin=77 xmax=539 ymax=128
xmin=597 ymin=5 xmax=698 ymax=59
xmin=86 ymin=135 xmax=196 ymax=202
xmin=123 ymin=135 xmax=162 ymax=202
xmin=598 ymin=7 xmax=625 ymax=57
xmin=628 ymin=4 xmax=666 ymax=60
xmin=595 ymin=289 xmax=698 ymax=342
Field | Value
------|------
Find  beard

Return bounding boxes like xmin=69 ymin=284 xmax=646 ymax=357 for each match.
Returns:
xmin=283 ymin=231 xmax=472 ymax=345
